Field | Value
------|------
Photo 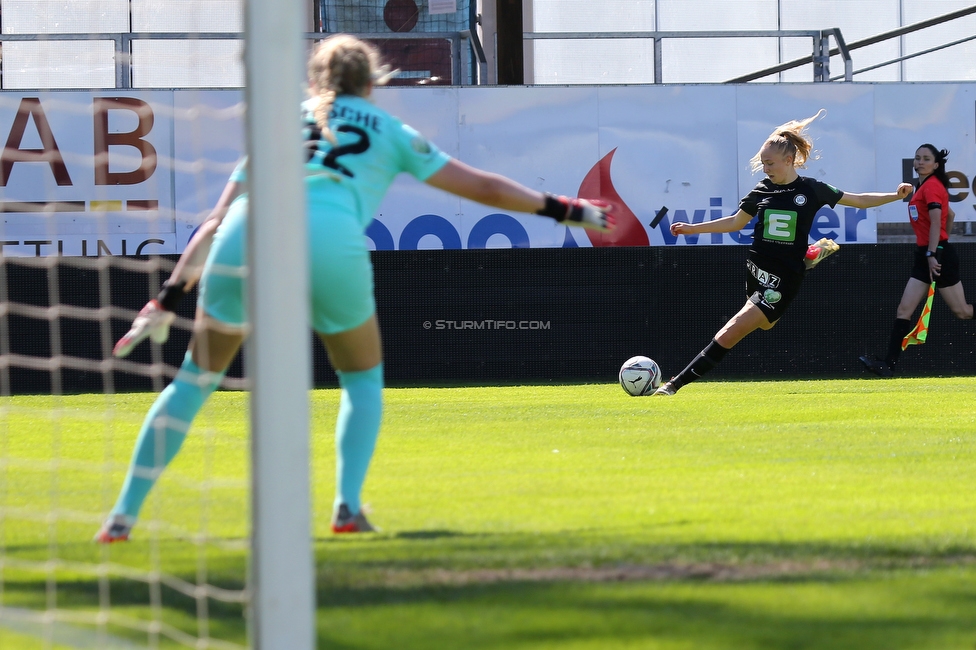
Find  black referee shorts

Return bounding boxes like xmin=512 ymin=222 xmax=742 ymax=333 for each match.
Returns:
xmin=910 ymin=240 xmax=961 ymax=287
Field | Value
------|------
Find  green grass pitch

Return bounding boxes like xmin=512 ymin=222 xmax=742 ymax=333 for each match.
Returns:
xmin=1 ymin=377 xmax=975 ymax=649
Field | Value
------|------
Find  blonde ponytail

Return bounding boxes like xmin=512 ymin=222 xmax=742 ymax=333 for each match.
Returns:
xmin=750 ymin=109 xmax=825 ymax=174
xmin=307 ymin=35 xmax=392 ymax=144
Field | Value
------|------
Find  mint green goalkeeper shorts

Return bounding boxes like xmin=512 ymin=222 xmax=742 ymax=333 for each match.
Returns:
xmin=198 ymin=195 xmax=376 ymax=335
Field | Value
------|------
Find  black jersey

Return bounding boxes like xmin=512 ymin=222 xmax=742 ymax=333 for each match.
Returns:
xmin=739 ymin=176 xmax=843 ymax=273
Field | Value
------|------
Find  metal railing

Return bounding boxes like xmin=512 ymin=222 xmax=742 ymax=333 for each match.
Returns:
xmin=728 ymin=4 xmax=976 ymax=83
xmin=0 ymin=32 xmax=244 ymax=89
xmin=339 ymin=30 xmax=488 ymax=86
xmin=523 ymin=29 xmax=848 ymax=83
xmin=523 ymin=4 xmax=976 ymax=85
xmin=3 ymin=3 xmax=971 ymax=89
xmin=0 ymin=30 xmax=488 ymax=89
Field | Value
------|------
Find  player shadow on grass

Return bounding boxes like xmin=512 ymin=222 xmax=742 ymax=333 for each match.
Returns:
xmin=8 ymin=539 xmax=976 ymax=649
xmin=314 ymin=529 xmax=469 ymax=542
xmin=393 ymin=529 xmax=466 ymax=540
xmin=314 ymin=574 xmax=976 ymax=650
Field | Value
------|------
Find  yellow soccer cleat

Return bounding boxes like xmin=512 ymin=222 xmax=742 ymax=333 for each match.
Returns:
xmin=804 ymin=238 xmax=840 ymax=270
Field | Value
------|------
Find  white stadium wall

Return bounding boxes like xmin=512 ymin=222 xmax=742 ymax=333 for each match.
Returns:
xmin=0 ymin=82 xmax=973 ymax=256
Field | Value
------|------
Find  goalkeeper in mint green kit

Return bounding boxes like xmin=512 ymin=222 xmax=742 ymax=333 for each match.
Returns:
xmin=97 ymin=34 xmax=613 ymax=541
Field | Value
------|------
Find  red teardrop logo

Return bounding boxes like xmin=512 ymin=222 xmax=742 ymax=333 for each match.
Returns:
xmin=578 ymin=149 xmax=648 ymax=247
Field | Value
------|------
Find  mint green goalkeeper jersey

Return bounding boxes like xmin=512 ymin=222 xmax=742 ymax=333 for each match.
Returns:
xmin=206 ymin=94 xmax=451 ymax=334
xmin=302 ymin=95 xmax=451 ymax=227
xmin=230 ymin=94 xmax=451 ymax=229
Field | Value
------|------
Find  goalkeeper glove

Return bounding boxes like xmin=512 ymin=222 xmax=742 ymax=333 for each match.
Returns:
xmin=537 ymin=194 xmax=614 ymax=232
xmin=112 ymin=281 xmax=185 ymax=357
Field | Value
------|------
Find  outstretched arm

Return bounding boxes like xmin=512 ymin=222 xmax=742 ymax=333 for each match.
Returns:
xmin=167 ymin=180 xmax=244 ymax=290
xmin=113 ymin=179 xmax=244 ymax=358
xmin=670 ymin=209 xmax=753 ymax=236
xmin=425 ymin=159 xmax=542 ymax=212
xmin=424 ymin=159 xmax=613 ymax=231
xmin=837 ymin=183 xmax=913 ymax=208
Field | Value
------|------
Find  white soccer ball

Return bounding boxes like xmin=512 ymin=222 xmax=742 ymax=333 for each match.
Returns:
xmin=618 ymin=355 xmax=662 ymax=396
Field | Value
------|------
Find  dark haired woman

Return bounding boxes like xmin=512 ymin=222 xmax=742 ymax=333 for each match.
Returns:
xmin=860 ymin=144 xmax=972 ymax=378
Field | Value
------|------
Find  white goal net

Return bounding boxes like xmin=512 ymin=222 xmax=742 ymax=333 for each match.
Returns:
xmin=0 ymin=1 xmax=312 ymax=648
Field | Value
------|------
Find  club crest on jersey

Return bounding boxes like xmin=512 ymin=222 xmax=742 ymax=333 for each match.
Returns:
xmin=411 ymin=136 xmax=432 ymax=154
xmin=763 ymin=289 xmax=782 ymax=304
xmin=794 ymin=194 xmax=807 ymax=206
xmin=747 ymin=260 xmax=780 ymax=289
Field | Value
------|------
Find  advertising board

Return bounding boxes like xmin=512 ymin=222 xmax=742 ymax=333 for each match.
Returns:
xmin=0 ymin=83 xmax=972 ymax=256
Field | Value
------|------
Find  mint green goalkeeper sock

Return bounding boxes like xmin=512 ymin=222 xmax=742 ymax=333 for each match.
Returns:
xmin=334 ymin=363 xmax=384 ymax=515
xmin=112 ymin=352 xmax=225 ymax=521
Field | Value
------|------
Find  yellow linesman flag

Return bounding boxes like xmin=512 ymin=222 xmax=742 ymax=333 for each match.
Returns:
xmin=902 ymin=282 xmax=936 ymax=350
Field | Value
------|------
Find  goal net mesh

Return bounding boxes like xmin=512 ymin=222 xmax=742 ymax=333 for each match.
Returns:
xmin=0 ymin=2 xmax=251 ymax=648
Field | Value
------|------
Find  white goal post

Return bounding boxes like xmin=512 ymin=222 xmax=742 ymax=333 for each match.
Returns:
xmin=244 ymin=0 xmax=315 ymax=648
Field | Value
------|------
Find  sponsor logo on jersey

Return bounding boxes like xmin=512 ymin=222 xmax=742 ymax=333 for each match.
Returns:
xmin=747 ymin=259 xmax=780 ymax=288
xmin=763 ymin=209 xmax=798 ymax=242
xmin=763 ymin=289 xmax=782 ymax=304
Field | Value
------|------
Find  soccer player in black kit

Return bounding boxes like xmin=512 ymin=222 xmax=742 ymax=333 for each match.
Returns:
xmin=654 ymin=111 xmax=913 ymax=396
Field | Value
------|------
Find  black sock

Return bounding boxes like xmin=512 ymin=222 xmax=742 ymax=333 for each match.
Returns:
xmin=884 ymin=318 xmax=912 ymax=366
xmin=671 ymin=339 xmax=730 ymax=390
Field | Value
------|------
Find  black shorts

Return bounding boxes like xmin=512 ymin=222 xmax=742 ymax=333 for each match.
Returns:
xmin=744 ymin=255 xmax=804 ymax=322
xmin=910 ymin=240 xmax=961 ymax=287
